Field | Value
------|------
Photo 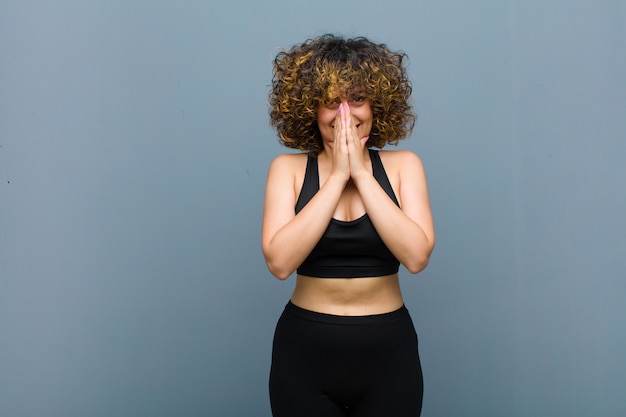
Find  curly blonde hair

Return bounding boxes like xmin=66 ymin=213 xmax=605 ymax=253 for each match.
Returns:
xmin=269 ymin=34 xmax=416 ymax=155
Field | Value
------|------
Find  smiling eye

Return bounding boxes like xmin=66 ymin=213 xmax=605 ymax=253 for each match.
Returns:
xmin=349 ymin=93 xmax=367 ymax=105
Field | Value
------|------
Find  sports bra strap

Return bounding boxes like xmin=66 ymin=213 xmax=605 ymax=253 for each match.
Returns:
xmin=295 ymin=149 xmax=399 ymax=214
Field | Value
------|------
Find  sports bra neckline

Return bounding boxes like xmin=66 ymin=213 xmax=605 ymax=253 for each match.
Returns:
xmin=331 ymin=213 xmax=368 ymax=224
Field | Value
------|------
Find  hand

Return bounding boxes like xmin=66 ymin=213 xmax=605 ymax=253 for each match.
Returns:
xmin=341 ymin=103 xmax=369 ymax=178
xmin=327 ymin=103 xmax=351 ymax=182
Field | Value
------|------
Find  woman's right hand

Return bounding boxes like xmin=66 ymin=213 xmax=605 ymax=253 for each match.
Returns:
xmin=329 ymin=103 xmax=351 ymax=182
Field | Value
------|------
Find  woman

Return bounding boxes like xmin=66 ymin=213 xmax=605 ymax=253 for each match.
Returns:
xmin=262 ymin=34 xmax=435 ymax=417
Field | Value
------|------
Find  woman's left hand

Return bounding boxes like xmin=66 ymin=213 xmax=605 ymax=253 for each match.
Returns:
xmin=340 ymin=102 xmax=369 ymax=178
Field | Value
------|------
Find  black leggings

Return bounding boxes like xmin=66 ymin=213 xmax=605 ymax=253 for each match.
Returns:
xmin=269 ymin=301 xmax=423 ymax=417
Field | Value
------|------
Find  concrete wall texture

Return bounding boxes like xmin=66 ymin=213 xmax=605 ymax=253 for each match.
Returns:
xmin=1 ymin=0 xmax=624 ymax=416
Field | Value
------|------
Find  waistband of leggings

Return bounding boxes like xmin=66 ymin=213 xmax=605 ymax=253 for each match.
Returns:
xmin=283 ymin=300 xmax=410 ymax=326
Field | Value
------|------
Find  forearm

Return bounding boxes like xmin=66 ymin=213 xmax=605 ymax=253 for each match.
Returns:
xmin=263 ymin=174 xmax=347 ymax=279
xmin=353 ymin=173 xmax=434 ymax=274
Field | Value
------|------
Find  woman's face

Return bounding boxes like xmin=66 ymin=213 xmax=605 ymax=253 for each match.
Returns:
xmin=317 ymin=94 xmax=373 ymax=149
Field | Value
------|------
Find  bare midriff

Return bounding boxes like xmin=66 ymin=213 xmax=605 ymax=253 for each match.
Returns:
xmin=290 ymin=274 xmax=404 ymax=316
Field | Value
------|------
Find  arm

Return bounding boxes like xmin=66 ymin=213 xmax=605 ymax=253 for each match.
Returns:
xmin=261 ymin=154 xmax=347 ymax=280
xmin=352 ymin=151 xmax=435 ymax=274
xmin=339 ymin=103 xmax=434 ymax=274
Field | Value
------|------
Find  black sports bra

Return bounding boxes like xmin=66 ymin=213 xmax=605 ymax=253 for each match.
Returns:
xmin=295 ymin=149 xmax=401 ymax=278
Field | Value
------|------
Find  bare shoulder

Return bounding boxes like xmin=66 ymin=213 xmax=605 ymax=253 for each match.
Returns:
xmin=378 ymin=149 xmax=425 ymax=174
xmin=268 ymin=152 xmax=308 ymax=173
xmin=265 ymin=153 xmax=309 ymax=197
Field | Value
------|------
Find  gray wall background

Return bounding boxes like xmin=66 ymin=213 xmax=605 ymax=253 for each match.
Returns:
xmin=1 ymin=0 xmax=624 ymax=416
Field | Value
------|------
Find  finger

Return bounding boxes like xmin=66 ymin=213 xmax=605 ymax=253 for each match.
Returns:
xmin=340 ymin=102 xmax=349 ymax=146
xmin=338 ymin=104 xmax=350 ymax=151
xmin=345 ymin=106 xmax=361 ymax=147
xmin=343 ymin=102 xmax=351 ymax=129
xmin=334 ymin=105 xmax=342 ymax=142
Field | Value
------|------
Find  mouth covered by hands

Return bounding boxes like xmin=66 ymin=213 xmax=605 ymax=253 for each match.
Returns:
xmin=331 ymin=102 xmax=369 ymax=180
